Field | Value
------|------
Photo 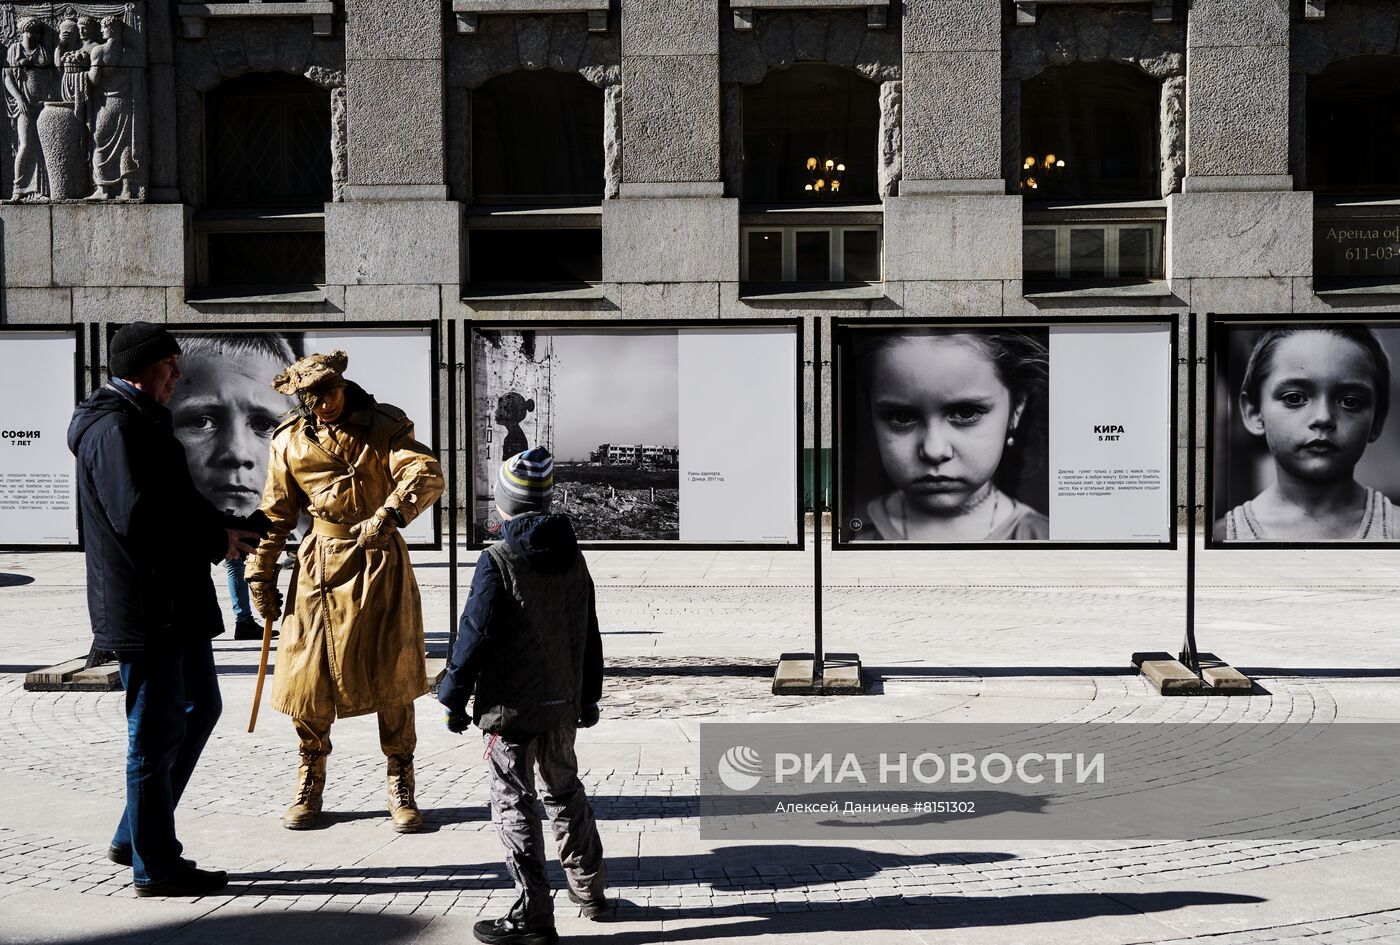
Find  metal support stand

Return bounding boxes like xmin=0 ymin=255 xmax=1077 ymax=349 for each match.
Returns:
xmin=447 ymin=319 xmax=459 ymax=661
xmin=1180 ymin=316 xmax=1200 ymax=675
xmin=773 ymin=321 xmax=862 ymax=695
xmin=813 ymin=327 xmax=825 ymax=690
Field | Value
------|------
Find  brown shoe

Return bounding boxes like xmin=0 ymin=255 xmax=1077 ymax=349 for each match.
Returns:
xmin=282 ymin=752 xmax=326 ymax=830
xmin=386 ymin=754 xmax=422 ymax=833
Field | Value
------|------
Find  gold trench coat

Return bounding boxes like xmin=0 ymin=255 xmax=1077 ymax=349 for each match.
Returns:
xmin=246 ymin=402 xmax=444 ymax=722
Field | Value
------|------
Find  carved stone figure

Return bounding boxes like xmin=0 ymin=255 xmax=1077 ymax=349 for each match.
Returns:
xmin=0 ymin=5 xmax=147 ymax=203
xmin=84 ymin=14 xmax=136 ymax=200
xmin=57 ymin=16 xmax=87 ymax=106
xmin=3 ymin=16 xmax=50 ymax=200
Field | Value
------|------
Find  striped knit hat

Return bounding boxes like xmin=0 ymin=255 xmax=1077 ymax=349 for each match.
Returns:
xmin=496 ymin=447 xmax=554 ymax=516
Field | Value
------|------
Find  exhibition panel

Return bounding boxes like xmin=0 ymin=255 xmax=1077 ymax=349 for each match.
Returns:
xmin=148 ymin=323 xmax=441 ymax=548
xmin=832 ymin=316 xmax=1178 ymax=550
xmin=0 ymin=327 xmax=83 ymax=550
xmin=469 ymin=320 xmax=803 ymax=549
xmin=1208 ymin=315 xmax=1400 ymax=549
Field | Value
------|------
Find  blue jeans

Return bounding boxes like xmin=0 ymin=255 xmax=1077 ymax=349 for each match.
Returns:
xmin=111 ymin=638 xmax=222 ymax=885
xmin=225 ymin=557 xmax=251 ymax=622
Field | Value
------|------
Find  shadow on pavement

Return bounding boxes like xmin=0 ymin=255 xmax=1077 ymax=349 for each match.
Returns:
xmin=28 ymin=889 xmax=1267 ymax=945
xmin=0 ymin=572 xmax=35 ymax=587
xmin=222 ymin=845 xmax=1018 ymax=897
xmin=566 ymin=890 xmax=1268 ymax=944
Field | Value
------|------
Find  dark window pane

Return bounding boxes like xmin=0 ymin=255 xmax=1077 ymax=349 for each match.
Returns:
xmin=1023 ymin=228 xmax=1058 ymax=279
xmin=469 ymin=229 xmax=602 ymax=284
xmin=795 ymin=231 xmax=831 ymax=282
xmin=206 ymin=73 xmax=332 ymax=208
xmin=473 ymin=72 xmax=604 ymax=203
xmin=1117 ymin=227 xmax=1155 ymax=278
xmin=842 ymin=229 xmax=880 ymax=282
xmin=743 ymin=64 xmax=879 ymax=203
xmin=746 ymin=231 xmax=783 ymax=282
xmin=1020 ymin=62 xmax=1160 ymax=200
xmin=1069 ymin=229 xmax=1106 ymax=279
xmin=206 ymin=232 xmax=325 ymax=287
xmin=1308 ymin=56 xmax=1400 ymax=194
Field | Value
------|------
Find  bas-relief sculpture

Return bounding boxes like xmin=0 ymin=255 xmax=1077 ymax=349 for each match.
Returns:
xmin=1 ymin=3 xmax=145 ymax=202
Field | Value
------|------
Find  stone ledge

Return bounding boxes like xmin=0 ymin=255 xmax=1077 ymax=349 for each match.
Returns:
xmin=1181 ymin=174 xmax=1294 ymax=193
xmin=1313 ymin=279 xmax=1400 ymax=297
xmin=185 ymin=287 xmax=329 ymax=306
xmin=732 ymin=1 xmax=889 ymax=31
xmin=739 ymin=283 xmax=888 ymax=302
xmin=344 ymin=184 xmax=451 ymax=201
xmin=1016 ymin=0 xmax=1172 ymax=26
xmin=453 ymin=0 xmax=609 ymax=34
xmin=1022 ymin=280 xmax=1174 ymax=300
xmin=901 ymin=179 xmax=1006 ymax=196
xmin=460 ymin=283 xmax=606 ymax=302
xmin=177 ymin=3 xmax=337 ymax=39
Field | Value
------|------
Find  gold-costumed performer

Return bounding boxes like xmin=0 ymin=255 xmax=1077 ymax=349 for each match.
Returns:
xmin=245 ymin=351 xmax=444 ymax=832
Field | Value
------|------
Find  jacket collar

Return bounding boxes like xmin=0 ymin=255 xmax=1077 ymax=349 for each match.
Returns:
xmin=105 ymin=379 xmax=172 ymax=427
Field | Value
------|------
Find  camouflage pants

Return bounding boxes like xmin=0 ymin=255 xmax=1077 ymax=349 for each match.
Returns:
xmin=484 ymin=722 xmax=606 ymax=924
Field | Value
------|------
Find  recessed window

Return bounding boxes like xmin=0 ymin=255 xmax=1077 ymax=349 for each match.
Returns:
xmin=196 ymin=73 xmax=331 ymax=291
xmin=467 ymin=71 xmax=604 ymax=292
xmin=468 ymin=229 xmax=602 ymax=285
xmin=1308 ymin=57 xmax=1400 ymax=284
xmin=1307 ymin=56 xmax=1400 ymax=195
xmin=1022 ymin=224 xmax=1163 ymax=281
xmin=743 ymin=64 xmax=879 ymax=204
xmin=472 ymin=71 xmax=604 ymax=205
xmin=1019 ymin=62 xmax=1160 ymax=200
xmin=741 ymin=226 xmax=882 ymax=283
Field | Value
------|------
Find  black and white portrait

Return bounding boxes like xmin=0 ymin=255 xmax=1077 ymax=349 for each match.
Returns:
xmin=474 ymin=329 xmax=681 ymax=542
xmin=1212 ymin=321 xmax=1400 ymax=543
xmin=839 ymin=327 xmax=1051 ymax=543
xmin=169 ymin=332 xmax=301 ymax=520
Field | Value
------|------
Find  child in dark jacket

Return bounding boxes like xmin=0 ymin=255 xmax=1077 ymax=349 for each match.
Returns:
xmin=439 ymin=447 xmax=607 ymax=944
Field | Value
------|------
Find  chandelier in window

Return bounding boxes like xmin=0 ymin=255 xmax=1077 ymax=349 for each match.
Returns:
xmin=804 ymin=156 xmax=845 ymax=197
xmin=1019 ymin=153 xmax=1067 ymax=192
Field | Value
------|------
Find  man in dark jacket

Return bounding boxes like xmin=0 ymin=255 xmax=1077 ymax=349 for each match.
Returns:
xmin=440 ymin=447 xmax=607 ymax=945
xmin=67 ymin=322 xmax=259 ymax=898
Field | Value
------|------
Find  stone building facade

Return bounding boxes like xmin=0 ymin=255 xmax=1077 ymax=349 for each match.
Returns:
xmin=5 ymin=0 xmax=1400 ymax=498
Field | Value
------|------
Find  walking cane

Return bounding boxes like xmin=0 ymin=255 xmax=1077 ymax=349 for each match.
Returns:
xmin=248 ymin=594 xmax=278 ymax=733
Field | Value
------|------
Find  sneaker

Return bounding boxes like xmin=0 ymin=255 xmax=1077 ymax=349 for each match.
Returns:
xmin=133 ymin=865 xmax=228 ymax=898
xmin=472 ymin=916 xmax=558 ymax=945
xmin=567 ymin=887 xmax=609 ymax=920
xmin=233 ymin=618 xmax=276 ymax=641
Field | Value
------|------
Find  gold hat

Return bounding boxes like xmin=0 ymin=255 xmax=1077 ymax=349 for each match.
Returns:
xmin=272 ymin=350 xmax=349 ymax=395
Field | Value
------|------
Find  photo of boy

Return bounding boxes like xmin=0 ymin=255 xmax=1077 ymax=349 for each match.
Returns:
xmin=1213 ymin=324 xmax=1400 ymax=542
xmin=842 ymin=327 xmax=1051 ymax=542
xmin=170 ymin=332 xmax=300 ymax=637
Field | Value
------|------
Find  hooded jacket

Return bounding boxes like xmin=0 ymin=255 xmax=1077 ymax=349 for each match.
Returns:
xmin=439 ymin=513 xmax=603 ymax=737
xmin=67 ymin=382 xmax=230 ymax=654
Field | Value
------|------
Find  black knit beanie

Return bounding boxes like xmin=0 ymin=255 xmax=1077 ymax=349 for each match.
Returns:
xmin=109 ymin=322 xmax=180 ymax=379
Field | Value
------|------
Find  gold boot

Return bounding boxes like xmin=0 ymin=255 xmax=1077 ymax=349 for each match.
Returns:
xmin=386 ymin=754 xmax=422 ymax=833
xmin=282 ymin=752 xmax=326 ymax=830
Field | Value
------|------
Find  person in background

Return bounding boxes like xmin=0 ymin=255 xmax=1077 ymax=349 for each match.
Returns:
xmin=440 ymin=447 xmax=607 ymax=945
xmin=67 ymin=322 xmax=259 ymax=897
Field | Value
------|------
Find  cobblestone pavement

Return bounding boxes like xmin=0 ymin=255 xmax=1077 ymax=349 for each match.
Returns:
xmin=1 ymin=543 xmax=1398 ymax=944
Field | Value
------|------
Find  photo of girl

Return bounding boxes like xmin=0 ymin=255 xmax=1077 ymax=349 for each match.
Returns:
xmin=1213 ymin=324 xmax=1400 ymax=543
xmin=843 ymin=327 xmax=1051 ymax=543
